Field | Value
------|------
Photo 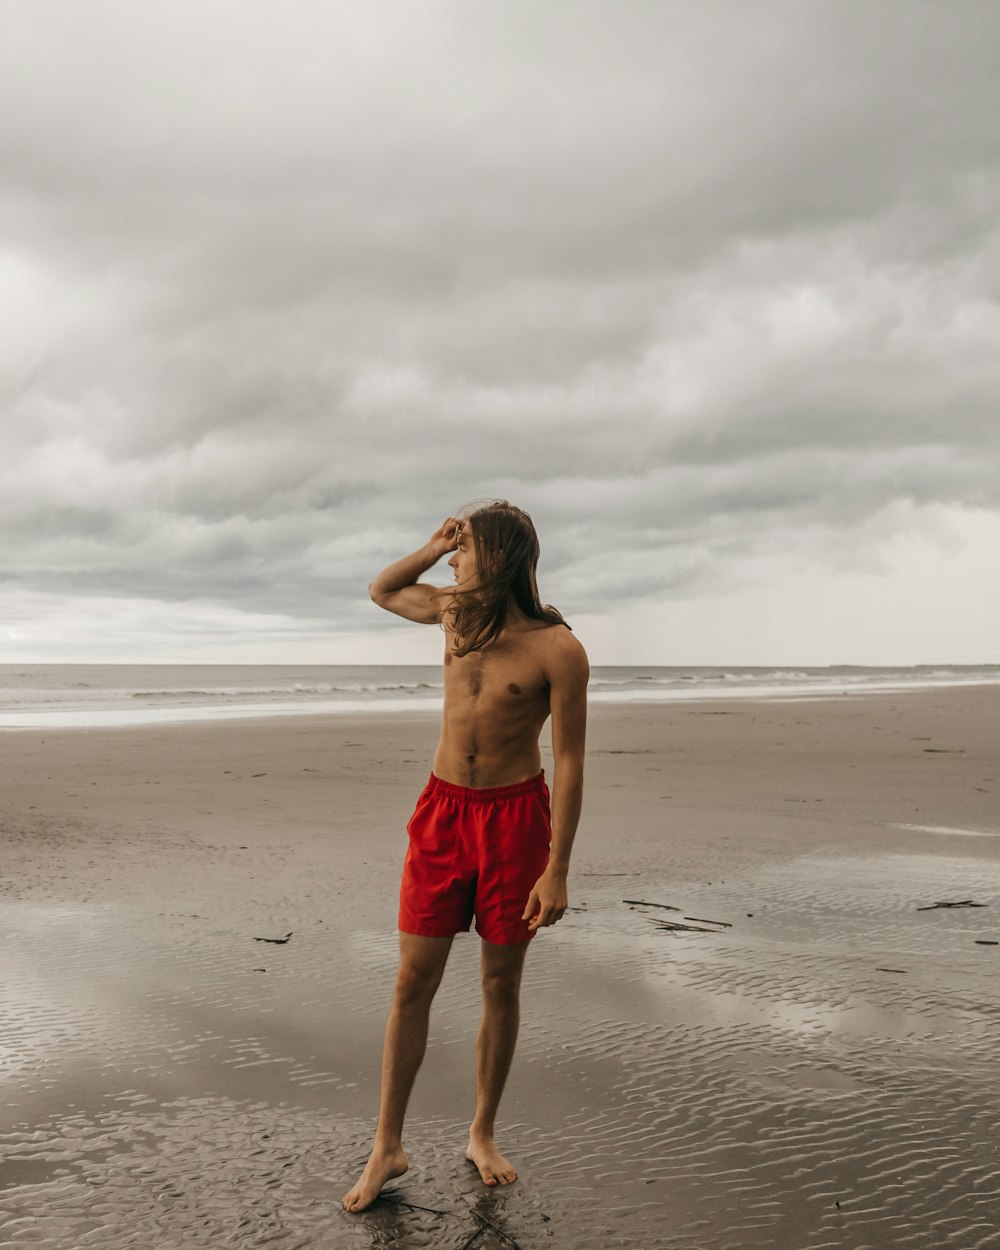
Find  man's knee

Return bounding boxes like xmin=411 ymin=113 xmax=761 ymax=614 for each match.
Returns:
xmin=481 ymin=962 xmax=523 ymax=1006
xmin=394 ymin=958 xmax=444 ymax=1006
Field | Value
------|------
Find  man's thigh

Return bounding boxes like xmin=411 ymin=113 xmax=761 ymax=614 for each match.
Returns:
xmin=397 ymin=932 xmax=455 ymax=986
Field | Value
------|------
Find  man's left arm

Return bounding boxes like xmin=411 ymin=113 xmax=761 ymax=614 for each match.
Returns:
xmin=523 ymin=634 xmax=589 ymax=932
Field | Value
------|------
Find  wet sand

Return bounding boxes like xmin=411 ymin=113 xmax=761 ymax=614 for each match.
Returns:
xmin=2 ymin=687 xmax=999 ymax=1249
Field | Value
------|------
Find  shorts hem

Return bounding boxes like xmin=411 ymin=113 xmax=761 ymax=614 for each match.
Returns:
xmin=474 ymin=925 xmax=536 ymax=946
xmin=398 ymin=921 xmax=471 ymax=939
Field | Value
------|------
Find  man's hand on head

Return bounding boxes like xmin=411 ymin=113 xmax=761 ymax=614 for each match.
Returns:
xmin=523 ymin=866 xmax=569 ymax=932
xmin=427 ymin=517 xmax=463 ymax=561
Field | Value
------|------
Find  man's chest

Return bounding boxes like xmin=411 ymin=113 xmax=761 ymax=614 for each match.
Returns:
xmin=444 ymin=640 xmax=549 ymax=706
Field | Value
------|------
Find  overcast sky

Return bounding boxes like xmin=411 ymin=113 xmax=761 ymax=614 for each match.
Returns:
xmin=2 ymin=1 xmax=999 ymax=666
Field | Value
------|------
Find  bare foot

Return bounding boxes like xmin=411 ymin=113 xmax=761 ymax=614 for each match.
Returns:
xmin=342 ymin=1144 xmax=409 ymax=1212
xmin=466 ymin=1131 xmax=517 ymax=1187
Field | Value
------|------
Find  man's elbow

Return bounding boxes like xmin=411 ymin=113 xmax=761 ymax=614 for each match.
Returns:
xmin=368 ymin=582 xmax=389 ymax=607
xmin=554 ymin=750 xmax=586 ymax=779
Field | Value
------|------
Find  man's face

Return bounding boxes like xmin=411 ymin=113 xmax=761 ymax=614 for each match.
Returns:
xmin=447 ymin=520 xmax=479 ymax=588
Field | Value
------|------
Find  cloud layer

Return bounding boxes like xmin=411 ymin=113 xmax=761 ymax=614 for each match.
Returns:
xmin=2 ymin=1 xmax=999 ymax=661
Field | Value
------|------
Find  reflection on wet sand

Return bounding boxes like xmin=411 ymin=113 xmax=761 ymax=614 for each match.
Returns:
xmin=3 ymin=849 xmax=999 ymax=1248
xmin=2 ymin=690 xmax=1000 ymax=1247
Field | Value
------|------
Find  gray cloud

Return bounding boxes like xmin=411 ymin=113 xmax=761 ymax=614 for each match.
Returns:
xmin=2 ymin=1 xmax=999 ymax=660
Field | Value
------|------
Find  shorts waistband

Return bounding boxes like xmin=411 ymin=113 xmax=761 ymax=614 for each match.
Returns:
xmin=425 ymin=771 xmax=546 ymax=803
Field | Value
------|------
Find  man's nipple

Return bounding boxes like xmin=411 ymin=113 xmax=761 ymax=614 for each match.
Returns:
xmin=507 ymin=683 xmax=521 ymax=696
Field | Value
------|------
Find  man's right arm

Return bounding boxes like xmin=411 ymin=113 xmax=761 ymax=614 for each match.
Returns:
xmin=368 ymin=517 xmax=460 ymax=624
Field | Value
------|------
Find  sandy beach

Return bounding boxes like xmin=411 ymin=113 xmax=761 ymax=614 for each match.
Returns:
xmin=2 ymin=686 xmax=999 ymax=1249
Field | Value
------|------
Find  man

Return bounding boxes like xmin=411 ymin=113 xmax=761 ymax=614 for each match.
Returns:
xmin=343 ymin=500 xmax=589 ymax=1213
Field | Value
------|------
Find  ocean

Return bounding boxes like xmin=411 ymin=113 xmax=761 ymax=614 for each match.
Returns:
xmin=1 ymin=663 xmax=998 ymax=729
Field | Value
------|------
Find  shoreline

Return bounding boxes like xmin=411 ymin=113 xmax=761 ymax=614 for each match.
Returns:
xmin=3 ymin=671 xmax=1000 ymax=730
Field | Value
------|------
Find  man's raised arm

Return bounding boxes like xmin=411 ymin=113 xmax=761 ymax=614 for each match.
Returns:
xmin=368 ymin=517 xmax=461 ymax=624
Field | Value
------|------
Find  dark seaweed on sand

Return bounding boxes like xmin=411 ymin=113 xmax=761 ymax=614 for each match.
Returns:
xmin=623 ymin=898 xmax=681 ymax=911
xmin=624 ymin=899 xmax=732 ymax=932
xmin=379 ymin=1193 xmax=524 ymax=1248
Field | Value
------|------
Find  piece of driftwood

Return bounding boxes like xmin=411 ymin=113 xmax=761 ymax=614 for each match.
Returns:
xmin=379 ymin=1192 xmax=524 ymax=1249
xmin=684 ymin=915 xmax=733 ymax=927
xmin=975 ymin=940 xmax=999 ymax=946
xmin=623 ymin=899 xmax=681 ymax=911
xmin=876 ymin=967 xmax=908 ymax=973
xmin=468 ymin=1208 xmax=524 ymax=1248
xmin=253 ymin=932 xmax=293 ymax=943
xmin=915 ymin=900 xmax=986 ymax=911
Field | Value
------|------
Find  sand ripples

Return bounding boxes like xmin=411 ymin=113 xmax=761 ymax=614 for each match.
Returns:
xmin=3 ymin=837 xmax=1000 ymax=1248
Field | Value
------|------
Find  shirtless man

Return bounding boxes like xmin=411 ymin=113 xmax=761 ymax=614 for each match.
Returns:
xmin=343 ymin=500 xmax=589 ymax=1213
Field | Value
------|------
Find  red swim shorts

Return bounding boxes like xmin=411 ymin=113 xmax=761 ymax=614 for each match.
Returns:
xmin=399 ymin=772 xmax=552 ymax=946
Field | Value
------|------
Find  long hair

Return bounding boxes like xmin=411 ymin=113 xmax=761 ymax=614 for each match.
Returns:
xmin=446 ymin=500 xmax=566 ymax=657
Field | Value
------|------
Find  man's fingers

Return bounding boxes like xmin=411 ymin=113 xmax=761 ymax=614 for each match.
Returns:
xmin=441 ymin=517 xmax=462 ymax=549
xmin=524 ymin=877 xmax=571 ymax=931
xmin=525 ymin=891 xmax=571 ymax=931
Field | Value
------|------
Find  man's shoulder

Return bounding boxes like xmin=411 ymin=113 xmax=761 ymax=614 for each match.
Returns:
xmin=541 ymin=619 xmax=579 ymax=645
xmin=521 ymin=617 xmax=574 ymax=645
xmin=538 ymin=621 xmax=589 ymax=674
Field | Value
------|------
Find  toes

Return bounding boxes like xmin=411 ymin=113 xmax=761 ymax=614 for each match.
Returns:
xmin=478 ymin=1163 xmax=517 ymax=1186
xmin=491 ymin=1160 xmax=516 ymax=1185
xmin=468 ymin=1144 xmax=517 ymax=1189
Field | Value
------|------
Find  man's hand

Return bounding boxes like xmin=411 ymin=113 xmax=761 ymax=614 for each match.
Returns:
xmin=522 ymin=867 xmax=568 ymax=932
xmin=426 ymin=517 xmax=463 ymax=561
